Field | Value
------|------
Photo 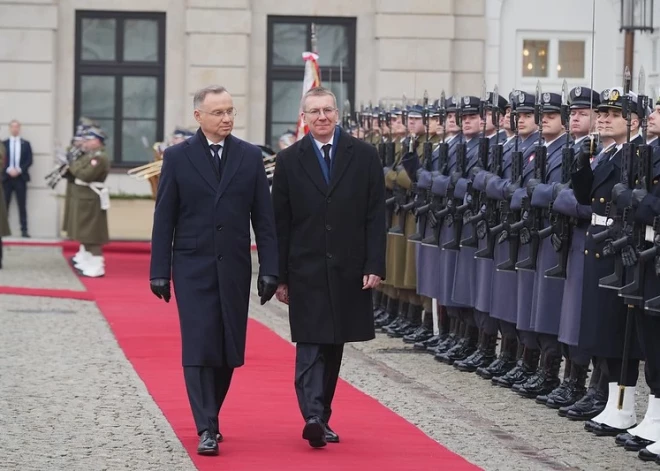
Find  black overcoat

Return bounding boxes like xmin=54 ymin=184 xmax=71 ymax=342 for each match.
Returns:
xmin=150 ymin=130 xmax=278 ymax=367
xmin=272 ymin=128 xmax=386 ymax=345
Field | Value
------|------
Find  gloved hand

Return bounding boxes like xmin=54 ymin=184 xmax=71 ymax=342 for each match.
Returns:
xmin=450 ymin=170 xmax=462 ymax=186
xmin=552 ymin=182 xmax=570 ymax=199
xmin=476 ymin=220 xmax=487 ymax=240
xmin=621 ymin=245 xmax=638 ymax=268
xmin=504 ymin=182 xmax=521 ymax=199
xmin=257 ymin=275 xmax=278 ymax=305
xmin=576 ymin=137 xmax=595 ymax=169
xmin=469 ymin=166 xmax=483 ymax=179
xmin=519 ymin=227 xmax=531 ymax=245
xmin=611 ymin=183 xmax=632 ymax=207
xmin=632 ymin=188 xmax=649 ymax=208
xmin=497 ymin=230 xmax=509 ymax=245
xmin=150 ymin=278 xmax=171 ymax=303
xmin=550 ymin=233 xmax=562 ymax=252
xmin=462 ymin=209 xmax=474 ymax=225
xmin=602 ymin=239 xmax=615 ymax=257
xmin=527 ymin=179 xmax=541 ymax=196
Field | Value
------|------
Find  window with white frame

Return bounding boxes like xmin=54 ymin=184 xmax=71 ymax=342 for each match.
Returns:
xmin=519 ymin=34 xmax=589 ymax=82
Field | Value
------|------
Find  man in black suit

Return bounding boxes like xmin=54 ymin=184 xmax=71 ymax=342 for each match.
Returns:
xmin=271 ymin=86 xmax=386 ymax=448
xmin=149 ymin=85 xmax=279 ymax=456
xmin=3 ymin=120 xmax=33 ymax=237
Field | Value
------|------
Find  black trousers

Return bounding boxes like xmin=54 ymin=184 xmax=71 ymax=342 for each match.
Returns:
xmin=4 ymin=177 xmax=27 ymax=233
xmin=636 ymin=313 xmax=660 ymax=396
xmin=474 ymin=309 xmax=499 ymax=335
xmin=295 ymin=343 xmax=344 ymax=424
xmin=183 ymin=366 xmax=234 ymax=435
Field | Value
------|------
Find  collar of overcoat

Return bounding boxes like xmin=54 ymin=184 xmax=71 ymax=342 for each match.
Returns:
xmin=297 ymin=127 xmax=354 ymax=195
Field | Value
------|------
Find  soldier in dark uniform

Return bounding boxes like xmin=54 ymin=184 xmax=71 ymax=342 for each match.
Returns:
xmin=455 ymin=91 xmax=509 ymax=372
xmin=476 ymin=92 xmax=539 ymax=380
xmin=572 ymin=87 xmax=644 ymax=436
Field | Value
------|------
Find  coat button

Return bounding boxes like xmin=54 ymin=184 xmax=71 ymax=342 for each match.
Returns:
xmin=217 ymin=255 xmax=223 ymax=261
xmin=599 ymin=198 xmax=605 ymax=203
xmin=584 ymin=250 xmax=589 ymax=255
xmin=326 ymin=197 xmax=332 ymax=203
xmin=326 ymin=224 xmax=332 ymax=231
xmin=591 ymin=198 xmax=595 ymax=202
xmin=595 ymin=253 xmax=600 ymax=259
xmin=586 ymin=231 xmax=589 ymax=236
xmin=216 ymin=225 xmax=223 ymax=231
xmin=654 ymin=180 xmax=658 ymax=185
xmin=326 ymin=253 xmax=333 ymax=259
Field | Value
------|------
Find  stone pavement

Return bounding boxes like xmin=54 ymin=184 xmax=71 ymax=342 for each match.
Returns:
xmin=0 ymin=245 xmax=653 ymax=470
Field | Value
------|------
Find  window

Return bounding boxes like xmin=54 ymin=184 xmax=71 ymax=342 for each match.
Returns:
xmin=266 ymin=16 xmax=356 ymax=150
xmin=74 ymin=11 xmax=166 ymax=167
xmin=520 ymin=35 xmax=588 ymax=83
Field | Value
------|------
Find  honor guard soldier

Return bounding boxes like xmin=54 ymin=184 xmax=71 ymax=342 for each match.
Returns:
xmin=476 ymin=91 xmax=539 ymax=380
xmin=70 ymin=127 xmax=110 ymax=278
xmin=572 ymin=86 xmax=644 ymax=436
xmin=0 ymin=140 xmax=10 ymax=268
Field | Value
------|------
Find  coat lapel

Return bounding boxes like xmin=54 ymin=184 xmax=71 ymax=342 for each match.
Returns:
xmin=216 ymin=134 xmax=244 ymax=201
xmin=184 ymin=133 xmax=218 ymax=192
xmin=328 ymin=129 xmax=354 ymax=195
xmin=298 ymin=135 xmax=328 ymax=195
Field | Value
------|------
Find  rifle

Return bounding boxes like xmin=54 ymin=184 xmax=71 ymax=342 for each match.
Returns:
xmin=389 ymin=99 xmax=411 ymax=234
xmin=384 ymin=105 xmax=396 ymax=229
xmin=377 ymin=102 xmax=387 ymax=167
xmin=419 ymin=91 xmax=449 ymax=245
xmin=409 ymin=91 xmax=434 ymax=242
xmin=457 ymin=84 xmax=490 ymax=249
xmin=493 ymin=91 xmax=524 ymax=271
xmin=514 ymin=81 xmax=547 ymax=272
xmin=641 ymin=216 xmax=660 ymax=312
xmin=473 ymin=86 xmax=505 ymax=259
xmin=593 ymin=69 xmax=636 ymax=289
xmin=543 ymin=80 xmax=574 ymax=279
xmin=441 ymin=127 xmax=467 ymax=251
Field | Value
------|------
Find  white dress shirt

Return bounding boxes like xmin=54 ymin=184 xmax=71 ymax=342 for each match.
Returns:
xmin=8 ymin=136 xmax=21 ymax=173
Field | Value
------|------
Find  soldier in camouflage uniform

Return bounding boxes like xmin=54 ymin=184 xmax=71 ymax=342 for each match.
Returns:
xmin=70 ymin=126 xmax=110 ymax=278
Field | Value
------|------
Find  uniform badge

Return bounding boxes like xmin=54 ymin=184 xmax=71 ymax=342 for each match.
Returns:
xmin=463 ymin=96 xmax=470 ymax=105
xmin=451 ymin=96 xmax=458 ymax=105
xmin=91 ymin=159 xmax=98 ymax=166
xmin=610 ymin=89 xmax=620 ymax=101
xmin=543 ymin=92 xmax=551 ymax=103
xmin=575 ymin=87 xmax=582 ymax=97
xmin=518 ymin=93 xmax=525 ymax=104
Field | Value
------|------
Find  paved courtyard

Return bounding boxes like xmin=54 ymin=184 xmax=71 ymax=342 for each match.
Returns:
xmin=0 ymin=245 xmax=652 ymax=470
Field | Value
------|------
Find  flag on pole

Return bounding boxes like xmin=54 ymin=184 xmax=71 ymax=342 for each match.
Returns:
xmin=295 ymin=51 xmax=321 ymax=141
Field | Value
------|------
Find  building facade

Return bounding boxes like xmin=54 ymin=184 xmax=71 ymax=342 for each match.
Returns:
xmin=0 ymin=0 xmax=656 ymax=238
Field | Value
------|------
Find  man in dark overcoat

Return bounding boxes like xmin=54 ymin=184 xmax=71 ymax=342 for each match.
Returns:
xmin=149 ymin=85 xmax=279 ymax=456
xmin=271 ymin=86 xmax=386 ymax=448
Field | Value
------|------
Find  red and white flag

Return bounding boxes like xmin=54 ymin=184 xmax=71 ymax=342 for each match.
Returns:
xmin=295 ymin=52 xmax=321 ymax=141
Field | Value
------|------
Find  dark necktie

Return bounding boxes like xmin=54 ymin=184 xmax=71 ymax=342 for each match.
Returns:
xmin=322 ymin=143 xmax=332 ymax=178
xmin=209 ymin=144 xmax=222 ymax=179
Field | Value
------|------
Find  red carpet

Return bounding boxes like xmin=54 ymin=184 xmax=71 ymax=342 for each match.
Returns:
xmin=57 ymin=246 xmax=480 ymax=471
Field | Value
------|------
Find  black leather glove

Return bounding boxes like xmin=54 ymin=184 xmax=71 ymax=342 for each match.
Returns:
xmin=550 ymin=233 xmax=562 ymax=252
xmin=150 ymin=278 xmax=171 ymax=303
xmin=519 ymin=226 xmax=531 ymax=245
xmin=576 ymin=137 xmax=595 ymax=169
xmin=476 ymin=220 xmax=487 ymax=240
xmin=631 ymin=188 xmax=648 ymax=208
xmin=602 ymin=239 xmax=615 ymax=257
xmin=257 ymin=275 xmax=278 ymax=305
xmin=612 ymin=183 xmax=632 ymax=207
xmin=497 ymin=230 xmax=509 ymax=245
xmin=621 ymin=245 xmax=638 ymax=268
xmin=504 ymin=182 xmax=520 ymax=200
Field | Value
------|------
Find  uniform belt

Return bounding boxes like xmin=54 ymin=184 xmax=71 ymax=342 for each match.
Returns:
xmin=74 ymin=178 xmax=105 ymax=190
xmin=591 ymin=214 xmax=611 ymax=227
xmin=646 ymin=225 xmax=656 ymax=243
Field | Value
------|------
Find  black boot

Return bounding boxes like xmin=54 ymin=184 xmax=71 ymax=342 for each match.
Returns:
xmin=493 ymin=346 xmax=539 ymax=388
xmin=517 ymin=352 xmax=562 ymax=399
xmin=404 ymin=309 xmax=434 ymax=344
xmin=375 ymin=296 xmax=399 ymax=329
xmin=477 ymin=335 xmax=518 ymax=379
xmin=537 ymin=358 xmax=572 ymax=404
xmin=434 ymin=320 xmax=463 ymax=361
xmin=546 ymin=361 xmax=588 ymax=409
xmin=392 ymin=303 xmax=422 ymax=338
xmin=455 ymin=330 xmax=498 ymax=373
xmin=417 ymin=308 xmax=448 ymax=351
xmin=438 ymin=324 xmax=478 ymax=365
xmin=565 ymin=363 xmax=607 ymax=421
xmin=372 ymin=290 xmax=383 ymax=315
xmin=373 ymin=292 xmax=388 ymax=322
xmin=383 ymin=301 xmax=409 ymax=334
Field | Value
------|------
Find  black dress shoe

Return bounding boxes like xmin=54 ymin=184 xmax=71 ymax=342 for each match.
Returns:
xmin=545 ymin=380 xmax=585 ymax=409
xmin=403 ymin=326 xmax=433 ymax=344
xmin=638 ymin=447 xmax=659 ymax=461
xmin=324 ymin=424 xmax=340 ymax=443
xmin=414 ymin=334 xmax=441 ymax=351
xmin=624 ymin=436 xmax=654 ymax=452
xmin=303 ymin=417 xmax=327 ymax=448
xmin=616 ymin=432 xmax=634 ymax=446
xmin=197 ymin=430 xmax=219 ymax=456
xmin=566 ymin=391 xmax=607 ymax=421
xmin=592 ymin=422 xmax=634 ymax=437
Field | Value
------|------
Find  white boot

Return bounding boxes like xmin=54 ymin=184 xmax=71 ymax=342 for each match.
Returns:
xmin=74 ymin=251 xmax=92 ymax=271
xmin=72 ymin=244 xmax=87 ymax=264
xmin=628 ymin=396 xmax=660 ymax=442
xmin=592 ymin=383 xmax=637 ymax=429
xmin=81 ymin=256 xmax=105 ymax=278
